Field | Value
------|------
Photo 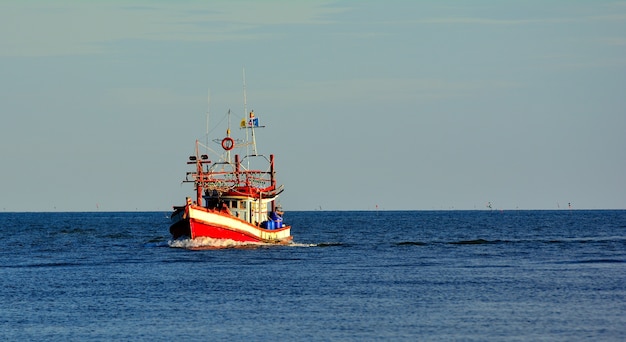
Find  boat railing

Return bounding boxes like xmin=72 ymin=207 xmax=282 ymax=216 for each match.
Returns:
xmin=194 ymin=169 xmax=273 ymax=190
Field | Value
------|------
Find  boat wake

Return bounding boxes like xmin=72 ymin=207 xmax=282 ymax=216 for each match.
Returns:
xmin=169 ymin=237 xmax=264 ymax=249
xmin=168 ymin=237 xmax=318 ymax=249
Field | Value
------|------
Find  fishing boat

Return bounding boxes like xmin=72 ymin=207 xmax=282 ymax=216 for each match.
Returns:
xmin=169 ymin=87 xmax=292 ymax=244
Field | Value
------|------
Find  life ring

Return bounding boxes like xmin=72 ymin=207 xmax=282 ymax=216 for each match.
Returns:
xmin=221 ymin=137 xmax=234 ymax=151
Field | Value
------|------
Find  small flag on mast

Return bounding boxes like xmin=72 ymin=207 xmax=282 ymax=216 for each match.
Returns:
xmin=248 ymin=117 xmax=259 ymax=127
xmin=247 ymin=111 xmax=259 ymax=127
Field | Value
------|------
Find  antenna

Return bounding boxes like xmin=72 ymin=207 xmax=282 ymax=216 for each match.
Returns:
xmin=226 ymin=109 xmax=232 ymax=163
xmin=206 ymin=88 xmax=210 ymax=151
xmin=242 ymin=68 xmax=258 ymax=156
xmin=243 ymin=68 xmax=247 ymax=120
xmin=242 ymin=68 xmax=251 ymax=157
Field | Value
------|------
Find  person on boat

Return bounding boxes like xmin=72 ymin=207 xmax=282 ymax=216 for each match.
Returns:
xmin=269 ymin=210 xmax=283 ymax=223
xmin=275 ymin=206 xmax=284 ymax=217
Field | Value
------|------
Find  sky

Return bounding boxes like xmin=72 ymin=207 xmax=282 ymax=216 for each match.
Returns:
xmin=1 ymin=1 xmax=625 ymax=212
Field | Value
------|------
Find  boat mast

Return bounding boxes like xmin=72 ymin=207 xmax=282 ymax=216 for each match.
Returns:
xmin=250 ymin=111 xmax=258 ymax=156
xmin=206 ymin=88 xmax=210 ymax=152
xmin=195 ymin=140 xmax=203 ymax=206
xmin=242 ymin=68 xmax=258 ymax=156
xmin=226 ymin=109 xmax=232 ymax=163
xmin=243 ymin=68 xmax=249 ymax=157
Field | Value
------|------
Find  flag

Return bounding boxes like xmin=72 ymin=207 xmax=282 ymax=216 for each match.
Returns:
xmin=240 ymin=118 xmax=246 ymax=128
xmin=248 ymin=117 xmax=259 ymax=127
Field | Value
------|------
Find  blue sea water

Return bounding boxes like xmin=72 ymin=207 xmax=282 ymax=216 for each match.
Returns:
xmin=1 ymin=210 xmax=625 ymax=341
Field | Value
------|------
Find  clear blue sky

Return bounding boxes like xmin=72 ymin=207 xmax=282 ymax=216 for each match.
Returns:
xmin=1 ymin=1 xmax=625 ymax=211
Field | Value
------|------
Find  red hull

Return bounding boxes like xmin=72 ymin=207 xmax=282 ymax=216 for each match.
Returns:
xmin=189 ymin=219 xmax=289 ymax=243
xmin=170 ymin=206 xmax=292 ymax=244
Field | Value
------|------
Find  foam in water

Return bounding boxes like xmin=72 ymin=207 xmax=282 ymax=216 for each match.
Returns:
xmin=168 ymin=237 xmax=317 ymax=249
xmin=168 ymin=237 xmax=261 ymax=249
xmin=167 ymin=237 xmax=319 ymax=249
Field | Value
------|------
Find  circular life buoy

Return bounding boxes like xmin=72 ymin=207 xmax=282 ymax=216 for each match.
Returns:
xmin=221 ymin=137 xmax=234 ymax=151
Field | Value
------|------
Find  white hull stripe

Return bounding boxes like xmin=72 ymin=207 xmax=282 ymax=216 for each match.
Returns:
xmin=188 ymin=206 xmax=291 ymax=240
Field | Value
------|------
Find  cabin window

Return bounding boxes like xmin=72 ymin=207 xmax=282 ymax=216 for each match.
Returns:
xmin=232 ymin=201 xmax=238 ymax=209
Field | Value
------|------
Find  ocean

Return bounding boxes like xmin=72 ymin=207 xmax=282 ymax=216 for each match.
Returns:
xmin=1 ymin=210 xmax=625 ymax=341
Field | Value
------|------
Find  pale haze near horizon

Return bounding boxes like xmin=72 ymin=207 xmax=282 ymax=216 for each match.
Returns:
xmin=1 ymin=1 xmax=624 ymax=212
